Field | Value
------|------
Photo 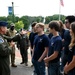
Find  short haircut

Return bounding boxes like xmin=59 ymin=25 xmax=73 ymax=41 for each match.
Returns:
xmin=36 ymin=23 xmax=44 ymax=30
xmin=31 ymin=22 xmax=37 ymax=27
xmin=65 ymin=16 xmax=75 ymax=24
xmin=49 ymin=21 xmax=60 ymax=31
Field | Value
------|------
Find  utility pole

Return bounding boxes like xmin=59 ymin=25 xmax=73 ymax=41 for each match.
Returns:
xmin=12 ymin=2 xmax=14 ymax=23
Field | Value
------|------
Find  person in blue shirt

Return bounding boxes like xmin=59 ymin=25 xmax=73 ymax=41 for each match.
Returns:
xmin=62 ymin=16 xmax=75 ymax=75
xmin=44 ymin=21 xmax=62 ymax=75
xmin=32 ymin=23 xmax=49 ymax=75
xmin=29 ymin=22 xmax=37 ymax=56
xmin=64 ymin=22 xmax=75 ymax=75
xmin=29 ymin=22 xmax=37 ymax=75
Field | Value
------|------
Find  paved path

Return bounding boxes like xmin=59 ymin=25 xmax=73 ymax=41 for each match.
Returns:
xmin=11 ymin=47 xmax=34 ymax=75
xmin=11 ymin=47 xmax=48 ymax=75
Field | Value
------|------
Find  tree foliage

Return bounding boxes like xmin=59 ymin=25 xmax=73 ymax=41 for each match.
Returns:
xmin=45 ymin=14 xmax=66 ymax=24
xmin=0 ymin=14 xmax=66 ymax=30
xmin=15 ymin=21 xmax=24 ymax=31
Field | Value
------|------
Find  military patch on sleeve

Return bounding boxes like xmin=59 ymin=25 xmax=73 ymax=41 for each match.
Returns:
xmin=0 ymin=38 xmax=4 ymax=43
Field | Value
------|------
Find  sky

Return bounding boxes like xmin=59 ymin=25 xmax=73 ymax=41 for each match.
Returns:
xmin=0 ymin=0 xmax=75 ymax=17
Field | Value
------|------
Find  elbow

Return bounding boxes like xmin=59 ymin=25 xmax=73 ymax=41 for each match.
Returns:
xmin=54 ymin=54 xmax=58 ymax=59
xmin=54 ymin=52 xmax=58 ymax=59
xmin=71 ymin=61 xmax=75 ymax=67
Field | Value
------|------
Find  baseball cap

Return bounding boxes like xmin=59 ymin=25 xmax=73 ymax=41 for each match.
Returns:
xmin=0 ymin=21 xmax=8 ymax=27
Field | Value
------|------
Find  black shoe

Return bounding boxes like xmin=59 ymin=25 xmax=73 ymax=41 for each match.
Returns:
xmin=25 ymin=63 xmax=28 ymax=66
xmin=31 ymin=64 xmax=33 ymax=67
xmin=11 ymin=64 xmax=17 ymax=67
xmin=20 ymin=62 xmax=24 ymax=64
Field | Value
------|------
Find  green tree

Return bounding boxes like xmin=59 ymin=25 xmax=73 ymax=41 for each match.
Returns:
xmin=20 ymin=16 xmax=30 ymax=29
xmin=0 ymin=16 xmax=7 ymax=21
xmin=35 ymin=16 xmax=44 ymax=22
xmin=15 ymin=16 xmax=19 ymax=22
xmin=15 ymin=21 xmax=24 ymax=31
xmin=45 ymin=16 xmax=52 ymax=24
xmin=7 ymin=21 xmax=12 ymax=28
xmin=45 ymin=14 xmax=66 ymax=24
xmin=7 ymin=15 xmax=12 ymax=21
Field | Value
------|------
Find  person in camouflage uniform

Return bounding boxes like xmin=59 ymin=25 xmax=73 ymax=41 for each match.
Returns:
xmin=15 ymin=29 xmax=29 ymax=66
xmin=0 ymin=21 xmax=14 ymax=75
xmin=6 ymin=23 xmax=17 ymax=67
xmin=4 ymin=28 xmax=29 ymax=66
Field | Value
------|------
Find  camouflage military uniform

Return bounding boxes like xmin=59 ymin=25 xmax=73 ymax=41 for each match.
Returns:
xmin=6 ymin=29 xmax=17 ymax=66
xmin=11 ymin=32 xmax=29 ymax=65
xmin=18 ymin=33 xmax=29 ymax=65
xmin=0 ymin=34 xmax=11 ymax=75
xmin=5 ymin=29 xmax=29 ymax=66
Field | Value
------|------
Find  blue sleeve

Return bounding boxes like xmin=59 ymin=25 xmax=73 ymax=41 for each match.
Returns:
xmin=54 ymin=40 xmax=62 ymax=52
xmin=64 ymin=30 xmax=71 ymax=47
xmin=33 ymin=35 xmax=38 ymax=45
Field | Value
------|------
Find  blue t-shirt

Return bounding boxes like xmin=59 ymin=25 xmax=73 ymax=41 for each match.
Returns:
xmin=64 ymin=30 xmax=71 ymax=55
xmin=29 ymin=32 xmax=37 ymax=49
xmin=48 ymin=36 xmax=62 ymax=63
xmin=33 ymin=34 xmax=49 ymax=60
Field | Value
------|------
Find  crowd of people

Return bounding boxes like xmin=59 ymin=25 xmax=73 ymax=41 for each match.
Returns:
xmin=0 ymin=15 xmax=75 ymax=75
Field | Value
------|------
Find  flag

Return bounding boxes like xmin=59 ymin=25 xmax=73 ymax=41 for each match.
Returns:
xmin=60 ymin=0 xmax=64 ymax=6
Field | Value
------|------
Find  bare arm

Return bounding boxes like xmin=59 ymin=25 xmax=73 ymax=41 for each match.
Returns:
xmin=44 ymin=51 xmax=58 ymax=63
xmin=32 ymin=45 xmax=35 ymax=58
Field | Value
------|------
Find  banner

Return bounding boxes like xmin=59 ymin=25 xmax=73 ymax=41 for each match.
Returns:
xmin=8 ymin=7 xmax=12 ymax=15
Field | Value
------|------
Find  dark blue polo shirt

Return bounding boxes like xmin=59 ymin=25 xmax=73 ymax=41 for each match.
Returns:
xmin=60 ymin=29 xmax=65 ymax=39
xmin=29 ymin=32 xmax=37 ymax=49
xmin=33 ymin=34 xmax=49 ymax=60
xmin=68 ymin=46 xmax=75 ymax=74
xmin=64 ymin=29 xmax=71 ymax=55
xmin=48 ymin=36 xmax=62 ymax=63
